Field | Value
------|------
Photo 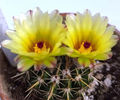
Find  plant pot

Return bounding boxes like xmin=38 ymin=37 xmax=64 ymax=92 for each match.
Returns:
xmin=0 ymin=49 xmax=11 ymax=100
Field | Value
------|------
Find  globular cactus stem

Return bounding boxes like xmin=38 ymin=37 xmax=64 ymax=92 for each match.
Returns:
xmin=12 ymin=56 xmax=95 ymax=100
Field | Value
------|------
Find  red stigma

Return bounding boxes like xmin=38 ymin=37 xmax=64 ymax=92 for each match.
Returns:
xmin=84 ymin=42 xmax=91 ymax=48
xmin=37 ymin=42 xmax=44 ymax=48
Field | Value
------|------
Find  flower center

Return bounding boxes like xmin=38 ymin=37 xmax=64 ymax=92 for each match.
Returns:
xmin=34 ymin=42 xmax=49 ymax=53
xmin=78 ymin=42 xmax=92 ymax=53
xmin=37 ymin=42 xmax=44 ymax=48
xmin=84 ymin=42 xmax=91 ymax=48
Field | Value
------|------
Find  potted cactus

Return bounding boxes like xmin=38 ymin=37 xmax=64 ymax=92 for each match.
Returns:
xmin=0 ymin=7 xmax=120 ymax=100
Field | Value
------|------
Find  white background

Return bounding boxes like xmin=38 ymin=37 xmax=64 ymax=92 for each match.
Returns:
xmin=0 ymin=0 xmax=120 ymax=30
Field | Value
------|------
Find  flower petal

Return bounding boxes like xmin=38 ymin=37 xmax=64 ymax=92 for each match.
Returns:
xmin=43 ymin=57 xmax=57 ymax=68
xmin=65 ymin=10 xmax=118 ymax=67
xmin=82 ymin=10 xmax=92 ymax=40
xmin=94 ymin=52 xmax=112 ymax=60
xmin=78 ymin=57 xmax=91 ymax=67
xmin=2 ymin=40 xmax=25 ymax=52
xmin=17 ymin=57 xmax=35 ymax=71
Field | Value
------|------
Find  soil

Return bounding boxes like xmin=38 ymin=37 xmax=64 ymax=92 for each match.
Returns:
xmin=0 ymin=29 xmax=120 ymax=100
xmin=96 ymin=30 xmax=120 ymax=100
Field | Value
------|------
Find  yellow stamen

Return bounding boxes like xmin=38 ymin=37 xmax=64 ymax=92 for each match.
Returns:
xmin=34 ymin=42 xmax=48 ymax=53
xmin=78 ymin=42 xmax=92 ymax=53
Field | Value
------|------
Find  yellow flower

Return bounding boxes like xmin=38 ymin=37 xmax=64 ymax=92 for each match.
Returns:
xmin=64 ymin=10 xmax=118 ymax=67
xmin=2 ymin=7 xmax=66 ymax=71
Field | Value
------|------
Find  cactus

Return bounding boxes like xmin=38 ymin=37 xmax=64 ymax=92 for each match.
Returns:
xmin=2 ymin=8 xmax=118 ymax=100
xmin=12 ymin=56 xmax=97 ymax=100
